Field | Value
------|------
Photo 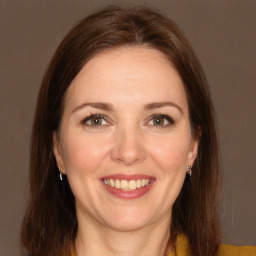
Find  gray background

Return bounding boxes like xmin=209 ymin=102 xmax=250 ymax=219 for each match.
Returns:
xmin=0 ymin=1 xmax=255 ymax=255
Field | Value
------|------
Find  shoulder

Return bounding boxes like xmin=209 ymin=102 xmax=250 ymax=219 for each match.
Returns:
xmin=218 ymin=243 xmax=256 ymax=256
xmin=167 ymin=234 xmax=256 ymax=256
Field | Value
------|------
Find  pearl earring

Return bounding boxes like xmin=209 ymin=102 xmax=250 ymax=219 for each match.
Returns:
xmin=58 ymin=167 xmax=63 ymax=181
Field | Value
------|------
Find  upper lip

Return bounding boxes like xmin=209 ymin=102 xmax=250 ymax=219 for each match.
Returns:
xmin=100 ymin=174 xmax=155 ymax=181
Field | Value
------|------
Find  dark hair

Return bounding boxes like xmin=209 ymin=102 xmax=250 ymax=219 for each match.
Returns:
xmin=21 ymin=5 xmax=221 ymax=256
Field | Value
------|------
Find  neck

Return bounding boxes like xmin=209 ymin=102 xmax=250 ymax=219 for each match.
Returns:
xmin=75 ymin=212 xmax=172 ymax=256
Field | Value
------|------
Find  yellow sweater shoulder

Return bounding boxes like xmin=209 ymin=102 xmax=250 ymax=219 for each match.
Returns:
xmin=218 ymin=243 xmax=256 ymax=256
xmin=168 ymin=234 xmax=256 ymax=256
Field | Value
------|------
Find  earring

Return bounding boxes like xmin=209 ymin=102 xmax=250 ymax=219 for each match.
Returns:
xmin=186 ymin=164 xmax=192 ymax=180
xmin=58 ymin=167 xmax=63 ymax=181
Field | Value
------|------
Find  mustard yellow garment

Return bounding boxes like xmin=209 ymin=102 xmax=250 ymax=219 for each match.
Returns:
xmin=168 ymin=234 xmax=256 ymax=256
xmin=71 ymin=234 xmax=256 ymax=255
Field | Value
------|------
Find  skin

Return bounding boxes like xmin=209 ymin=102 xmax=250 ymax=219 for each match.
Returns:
xmin=53 ymin=47 xmax=199 ymax=256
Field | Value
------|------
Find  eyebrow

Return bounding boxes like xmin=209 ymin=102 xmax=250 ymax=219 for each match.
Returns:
xmin=72 ymin=101 xmax=183 ymax=114
xmin=72 ymin=102 xmax=114 ymax=114
xmin=144 ymin=102 xmax=183 ymax=114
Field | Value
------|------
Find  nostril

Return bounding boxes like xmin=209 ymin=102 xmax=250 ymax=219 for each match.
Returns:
xmin=110 ymin=140 xmax=146 ymax=165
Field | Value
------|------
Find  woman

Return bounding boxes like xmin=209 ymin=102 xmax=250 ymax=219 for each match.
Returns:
xmin=21 ymin=5 xmax=256 ymax=256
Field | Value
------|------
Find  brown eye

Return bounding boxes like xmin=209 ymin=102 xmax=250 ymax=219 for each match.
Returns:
xmin=153 ymin=116 xmax=165 ymax=125
xmin=82 ymin=114 xmax=107 ymax=126
xmin=90 ymin=116 xmax=103 ymax=125
xmin=148 ymin=114 xmax=175 ymax=126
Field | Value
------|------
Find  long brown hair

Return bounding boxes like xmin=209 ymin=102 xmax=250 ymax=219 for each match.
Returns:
xmin=21 ymin=5 xmax=221 ymax=256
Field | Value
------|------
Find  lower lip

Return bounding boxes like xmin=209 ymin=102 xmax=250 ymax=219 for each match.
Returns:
xmin=101 ymin=181 xmax=155 ymax=199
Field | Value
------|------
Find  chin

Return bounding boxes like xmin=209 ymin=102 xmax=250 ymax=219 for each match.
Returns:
xmin=101 ymin=208 xmax=155 ymax=232
xmin=106 ymin=218 xmax=150 ymax=232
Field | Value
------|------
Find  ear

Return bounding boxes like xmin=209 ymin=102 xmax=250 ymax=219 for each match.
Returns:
xmin=52 ymin=131 xmax=66 ymax=174
xmin=187 ymin=127 xmax=201 ymax=166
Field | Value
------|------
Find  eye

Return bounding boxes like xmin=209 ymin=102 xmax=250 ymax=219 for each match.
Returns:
xmin=82 ymin=114 xmax=108 ymax=126
xmin=148 ymin=114 xmax=174 ymax=126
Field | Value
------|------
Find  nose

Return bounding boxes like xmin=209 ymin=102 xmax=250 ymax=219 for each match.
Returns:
xmin=110 ymin=125 xmax=147 ymax=166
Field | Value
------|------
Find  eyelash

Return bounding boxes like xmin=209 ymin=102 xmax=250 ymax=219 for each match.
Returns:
xmin=81 ymin=114 xmax=108 ymax=127
xmin=80 ymin=114 xmax=175 ymax=127
xmin=148 ymin=114 xmax=175 ymax=127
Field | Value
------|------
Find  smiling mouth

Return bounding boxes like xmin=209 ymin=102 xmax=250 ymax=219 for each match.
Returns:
xmin=103 ymin=178 xmax=152 ymax=191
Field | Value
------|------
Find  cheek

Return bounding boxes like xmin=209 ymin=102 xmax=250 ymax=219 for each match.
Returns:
xmin=147 ymin=131 xmax=191 ymax=174
xmin=61 ymin=131 xmax=111 ymax=175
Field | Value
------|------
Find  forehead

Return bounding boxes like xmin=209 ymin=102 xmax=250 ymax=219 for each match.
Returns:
xmin=65 ymin=47 xmax=188 ymax=112
xmin=71 ymin=47 xmax=179 ymax=85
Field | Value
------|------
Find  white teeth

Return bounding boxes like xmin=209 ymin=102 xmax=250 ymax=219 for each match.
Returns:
xmin=110 ymin=179 xmax=115 ymax=187
xmin=120 ymin=180 xmax=128 ymax=190
xmin=136 ymin=179 xmax=142 ymax=188
xmin=129 ymin=180 xmax=136 ymax=190
xmin=115 ymin=179 xmax=120 ymax=188
xmin=103 ymin=178 xmax=151 ymax=190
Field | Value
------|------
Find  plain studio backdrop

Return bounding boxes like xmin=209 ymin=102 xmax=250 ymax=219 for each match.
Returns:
xmin=0 ymin=1 xmax=255 ymax=255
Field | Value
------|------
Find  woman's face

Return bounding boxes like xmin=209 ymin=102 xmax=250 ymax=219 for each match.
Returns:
xmin=53 ymin=47 xmax=198 ymax=231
